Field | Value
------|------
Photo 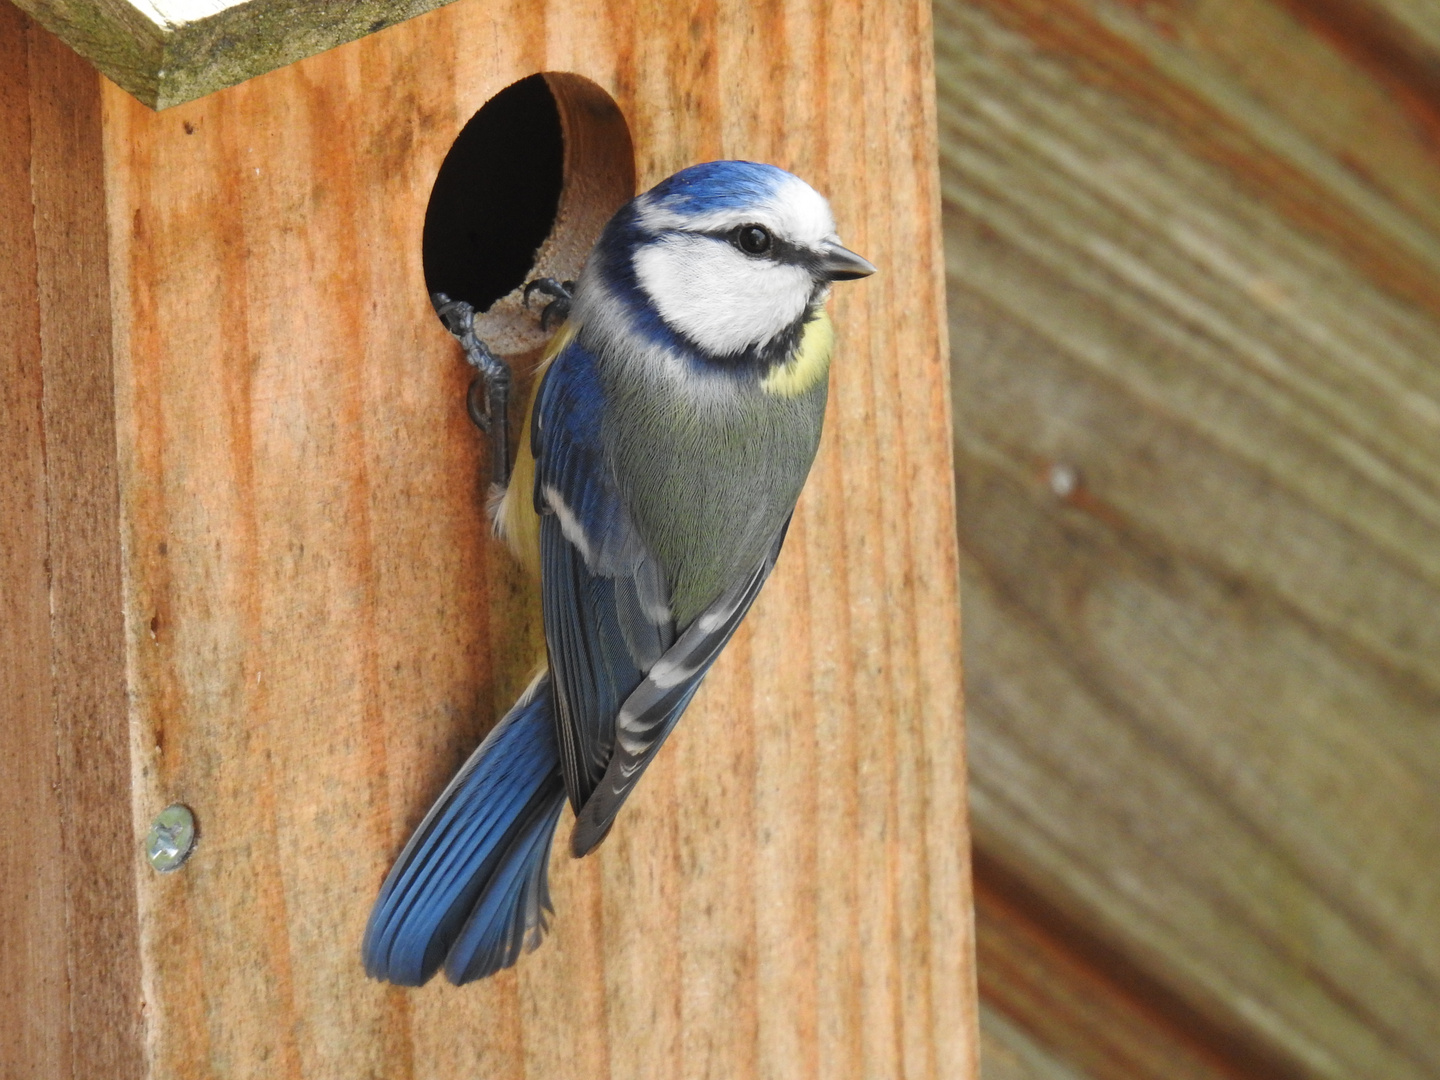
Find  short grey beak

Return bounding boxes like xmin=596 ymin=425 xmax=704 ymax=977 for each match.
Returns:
xmin=818 ymin=243 xmax=877 ymax=281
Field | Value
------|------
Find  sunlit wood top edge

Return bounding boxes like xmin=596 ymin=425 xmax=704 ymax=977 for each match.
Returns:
xmin=11 ymin=0 xmax=464 ymax=109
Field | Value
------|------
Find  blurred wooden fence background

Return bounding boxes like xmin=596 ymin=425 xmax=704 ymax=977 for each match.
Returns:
xmin=937 ymin=0 xmax=1440 ymax=1077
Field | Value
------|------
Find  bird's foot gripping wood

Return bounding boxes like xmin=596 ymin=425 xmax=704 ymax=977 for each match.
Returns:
xmin=523 ymin=277 xmax=575 ymax=330
xmin=433 ymin=292 xmax=513 ymax=487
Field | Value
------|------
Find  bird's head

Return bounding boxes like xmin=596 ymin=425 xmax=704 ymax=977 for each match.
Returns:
xmin=595 ymin=161 xmax=875 ymax=359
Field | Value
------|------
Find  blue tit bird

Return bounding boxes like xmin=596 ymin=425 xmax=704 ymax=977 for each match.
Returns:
xmin=362 ymin=160 xmax=875 ymax=986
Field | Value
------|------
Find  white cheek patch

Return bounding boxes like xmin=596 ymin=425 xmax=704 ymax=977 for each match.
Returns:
xmin=634 ymin=235 xmax=813 ymax=355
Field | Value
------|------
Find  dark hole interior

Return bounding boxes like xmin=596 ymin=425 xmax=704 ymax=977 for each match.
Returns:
xmin=423 ymin=75 xmax=565 ymax=314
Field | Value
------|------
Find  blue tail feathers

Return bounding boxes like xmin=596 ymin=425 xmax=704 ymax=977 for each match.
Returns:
xmin=362 ymin=673 xmax=567 ymax=985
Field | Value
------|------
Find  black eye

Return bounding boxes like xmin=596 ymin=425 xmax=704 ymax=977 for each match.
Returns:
xmin=732 ymin=224 xmax=773 ymax=256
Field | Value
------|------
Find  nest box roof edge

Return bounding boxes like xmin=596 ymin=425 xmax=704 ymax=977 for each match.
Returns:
xmin=12 ymin=0 xmax=464 ymax=109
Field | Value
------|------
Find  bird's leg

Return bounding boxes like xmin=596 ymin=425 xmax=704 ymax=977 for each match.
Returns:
xmin=433 ymin=292 xmax=513 ymax=487
xmin=523 ymin=277 xmax=576 ymax=331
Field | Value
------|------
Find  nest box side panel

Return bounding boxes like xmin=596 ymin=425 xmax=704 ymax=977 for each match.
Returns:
xmin=99 ymin=0 xmax=974 ymax=1077
xmin=0 ymin=9 xmax=144 ymax=1080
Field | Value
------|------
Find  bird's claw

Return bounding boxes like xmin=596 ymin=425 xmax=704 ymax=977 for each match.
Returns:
xmin=431 ymin=278 xmax=574 ymax=487
xmin=432 ymin=291 xmax=512 ymax=487
xmin=523 ymin=277 xmax=576 ymax=331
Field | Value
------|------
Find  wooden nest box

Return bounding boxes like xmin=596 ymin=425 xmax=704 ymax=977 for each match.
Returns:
xmin=2 ymin=2 xmax=973 ymax=1077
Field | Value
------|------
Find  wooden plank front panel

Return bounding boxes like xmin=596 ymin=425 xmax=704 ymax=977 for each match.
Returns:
xmin=99 ymin=1 xmax=974 ymax=1077
xmin=937 ymin=1 xmax=1440 ymax=1077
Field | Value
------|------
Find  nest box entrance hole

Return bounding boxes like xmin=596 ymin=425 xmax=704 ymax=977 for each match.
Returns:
xmin=423 ymin=73 xmax=636 ymax=355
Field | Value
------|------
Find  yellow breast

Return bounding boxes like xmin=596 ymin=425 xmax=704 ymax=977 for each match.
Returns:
xmin=761 ymin=308 xmax=834 ymax=399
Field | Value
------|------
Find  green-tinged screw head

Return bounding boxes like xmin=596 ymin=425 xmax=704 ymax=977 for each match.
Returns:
xmin=145 ymin=804 xmax=197 ymax=873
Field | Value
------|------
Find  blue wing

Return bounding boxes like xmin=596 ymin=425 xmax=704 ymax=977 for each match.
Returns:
xmin=568 ymin=521 xmax=786 ymax=855
xmin=532 ymin=339 xmax=788 ymax=856
xmin=532 ymin=339 xmax=675 ymax=813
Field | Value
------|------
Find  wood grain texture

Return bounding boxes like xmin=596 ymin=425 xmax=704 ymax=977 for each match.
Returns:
xmin=9 ymin=0 xmax=163 ymax=103
xmin=71 ymin=0 xmax=973 ymax=1076
xmin=0 ymin=9 xmax=68 ymax=1078
xmin=0 ymin=9 xmax=144 ymax=1079
xmin=979 ymin=1006 xmax=1086 ymax=1080
xmin=935 ymin=1 xmax=1440 ymax=1077
xmin=1284 ymin=0 xmax=1440 ymax=110
xmin=973 ymin=856 xmax=1305 ymax=1080
xmin=1337 ymin=0 xmax=1440 ymax=53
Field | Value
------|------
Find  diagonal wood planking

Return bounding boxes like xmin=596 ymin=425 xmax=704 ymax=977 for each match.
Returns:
xmin=972 ymin=856 xmax=1301 ymax=1080
xmin=937 ymin=0 xmax=1440 ymax=1077
xmin=978 ymin=1005 xmax=1088 ymax=1080
xmin=74 ymin=0 xmax=976 ymax=1077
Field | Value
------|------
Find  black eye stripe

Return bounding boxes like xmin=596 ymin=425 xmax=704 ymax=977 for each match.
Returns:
xmin=696 ymin=227 xmax=816 ymax=268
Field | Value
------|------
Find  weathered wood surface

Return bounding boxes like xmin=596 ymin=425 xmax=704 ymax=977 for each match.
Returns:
xmin=4 ymin=0 xmax=975 ymax=1077
xmin=973 ymin=858 xmax=1297 ymax=1080
xmin=979 ymin=1006 xmax=1086 ymax=1080
xmin=0 ymin=11 xmax=143 ymax=1080
xmin=1296 ymin=0 xmax=1440 ymax=101
xmin=936 ymin=1 xmax=1440 ymax=1077
xmin=10 ymin=0 xmax=467 ymax=109
xmin=0 ymin=12 xmax=69 ymax=1078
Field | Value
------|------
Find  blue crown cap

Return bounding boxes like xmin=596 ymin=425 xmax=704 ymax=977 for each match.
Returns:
xmin=643 ymin=160 xmax=792 ymax=216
